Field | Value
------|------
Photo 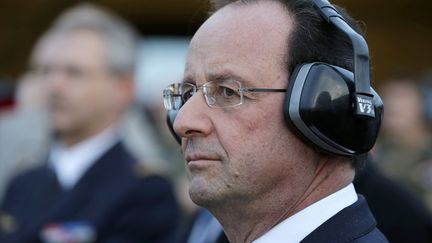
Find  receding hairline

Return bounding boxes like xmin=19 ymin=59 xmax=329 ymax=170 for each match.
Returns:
xmin=209 ymin=0 xmax=291 ymax=15
xmin=206 ymin=0 xmax=295 ymax=70
xmin=34 ymin=3 xmax=139 ymax=75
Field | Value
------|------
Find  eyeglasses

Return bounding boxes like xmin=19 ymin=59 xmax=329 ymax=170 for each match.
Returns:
xmin=163 ymin=79 xmax=285 ymax=110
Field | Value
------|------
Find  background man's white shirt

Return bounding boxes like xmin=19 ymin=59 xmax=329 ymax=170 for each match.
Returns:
xmin=49 ymin=127 xmax=119 ymax=189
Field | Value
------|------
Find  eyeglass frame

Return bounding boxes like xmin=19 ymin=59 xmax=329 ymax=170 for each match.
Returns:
xmin=163 ymin=79 xmax=286 ymax=111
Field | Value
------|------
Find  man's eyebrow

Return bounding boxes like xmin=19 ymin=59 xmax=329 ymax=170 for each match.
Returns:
xmin=207 ymin=71 xmax=252 ymax=86
xmin=181 ymin=75 xmax=195 ymax=85
xmin=207 ymin=72 xmax=232 ymax=82
xmin=181 ymin=71 xmax=253 ymax=86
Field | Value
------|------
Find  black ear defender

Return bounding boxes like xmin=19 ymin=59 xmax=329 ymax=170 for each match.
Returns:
xmin=283 ymin=0 xmax=383 ymax=156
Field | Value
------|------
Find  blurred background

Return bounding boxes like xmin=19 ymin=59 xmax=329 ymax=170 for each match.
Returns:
xmin=0 ymin=0 xmax=431 ymax=84
xmin=0 ymin=0 xmax=432 ymax=221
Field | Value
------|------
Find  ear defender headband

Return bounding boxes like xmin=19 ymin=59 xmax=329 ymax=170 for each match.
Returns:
xmin=283 ymin=0 xmax=383 ymax=156
xmin=166 ymin=0 xmax=383 ymax=157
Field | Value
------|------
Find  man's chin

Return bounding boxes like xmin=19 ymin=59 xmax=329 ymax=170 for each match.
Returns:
xmin=51 ymin=121 xmax=77 ymax=139
xmin=189 ymin=191 xmax=215 ymax=207
xmin=188 ymin=178 xmax=224 ymax=207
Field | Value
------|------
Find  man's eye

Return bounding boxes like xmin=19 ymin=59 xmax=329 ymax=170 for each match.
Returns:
xmin=220 ymin=86 xmax=238 ymax=98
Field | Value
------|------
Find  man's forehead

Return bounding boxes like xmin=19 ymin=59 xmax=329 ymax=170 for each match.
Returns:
xmin=185 ymin=0 xmax=292 ymax=83
xmin=193 ymin=1 xmax=292 ymax=43
xmin=32 ymin=30 xmax=107 ymax=65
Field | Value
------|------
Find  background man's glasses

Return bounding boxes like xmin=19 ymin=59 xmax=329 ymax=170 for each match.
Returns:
xmin=163 ymin=79 xmax=285 ymax=111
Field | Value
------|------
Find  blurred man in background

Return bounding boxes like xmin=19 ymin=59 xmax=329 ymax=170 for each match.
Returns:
xmin=375 ymin=76 xmax=432 ymax=208
xmin=0 ymin=3 xmax=179 ymax=243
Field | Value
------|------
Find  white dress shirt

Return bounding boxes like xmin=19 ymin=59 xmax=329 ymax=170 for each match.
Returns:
xmin=49 ymin=127 xmax=120 ymax=190
xmin=253 ymin=183 xmax=358 ymax=243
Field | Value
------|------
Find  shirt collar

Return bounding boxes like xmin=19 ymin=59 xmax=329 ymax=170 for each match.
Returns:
xmin=49 ymin=127 xmax=120 ymax=190
xmin=253 ymin=183 xmax=358 ymax=243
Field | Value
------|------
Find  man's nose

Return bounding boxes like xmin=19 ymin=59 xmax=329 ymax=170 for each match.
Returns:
xmin=173 ymin=90 xmax=213 ymax=139
xmin=45 ymin=68 xmax=69 ymax=94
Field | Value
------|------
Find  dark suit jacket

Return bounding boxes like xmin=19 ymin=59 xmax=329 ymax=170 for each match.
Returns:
xmin=301 ymin=195 xmax=388 ymax=243
xmin=182 ymin=195 xmax=386 ymax=243
xmin=0 ymin=142 xmax=179 ymax=243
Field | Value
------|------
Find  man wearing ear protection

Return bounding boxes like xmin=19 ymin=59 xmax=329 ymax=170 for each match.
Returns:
xmin=163 ymin=0 xmax=387 ymax=242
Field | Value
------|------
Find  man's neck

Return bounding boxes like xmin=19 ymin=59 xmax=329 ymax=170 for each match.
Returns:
xmin=59 ymin=123 xmax=117 ymax=148
xmin=50 ymin=125 xmax=119 ymax=189
xmin=209 ymin=157 xmax=355 ymax=243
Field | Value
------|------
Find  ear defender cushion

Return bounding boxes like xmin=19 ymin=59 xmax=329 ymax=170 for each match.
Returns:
xmin=284 ymin=63 xmax=383 ymax=156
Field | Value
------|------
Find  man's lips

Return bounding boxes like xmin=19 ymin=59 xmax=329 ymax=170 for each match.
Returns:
xmin=185 ymin=153 xmax=220 ymax=164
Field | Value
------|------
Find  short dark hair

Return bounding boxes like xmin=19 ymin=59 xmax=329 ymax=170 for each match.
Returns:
xmin=209 ymin=0 xmax=364 ymax=76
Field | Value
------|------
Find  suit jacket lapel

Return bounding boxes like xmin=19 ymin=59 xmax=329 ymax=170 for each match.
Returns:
xmin=42 ymin=142 xmax=135 ymax=222
xmin=300 ymin=195 xmax=377 ymax=243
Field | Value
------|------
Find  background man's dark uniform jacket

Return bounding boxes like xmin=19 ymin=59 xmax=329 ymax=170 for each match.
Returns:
xmin=0 ymin=142 xmax=179 ymax=243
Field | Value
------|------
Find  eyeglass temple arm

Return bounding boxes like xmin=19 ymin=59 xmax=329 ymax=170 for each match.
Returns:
xmin=242 ymin=88 xmax=286 ymax=93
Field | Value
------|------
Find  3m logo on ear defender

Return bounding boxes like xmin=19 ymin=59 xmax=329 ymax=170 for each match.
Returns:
xmin=355 ymin=94 xmax=375 ymax=118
